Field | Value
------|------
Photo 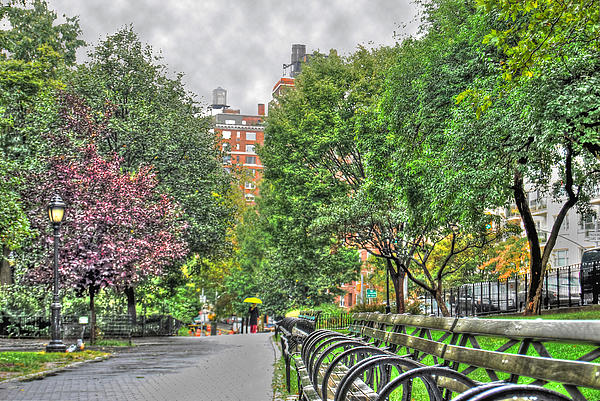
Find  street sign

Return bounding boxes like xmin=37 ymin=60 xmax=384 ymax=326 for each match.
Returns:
xmin=366 ymin=289 xmax=377 ymax=298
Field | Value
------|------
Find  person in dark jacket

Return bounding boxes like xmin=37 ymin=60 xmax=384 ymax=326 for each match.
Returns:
xmin=248 ymin=303 xmax=259 ymax=333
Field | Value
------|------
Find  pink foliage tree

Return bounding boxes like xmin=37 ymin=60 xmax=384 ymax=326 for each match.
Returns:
xmin=25 ymin=93 xmax=188 ymax=341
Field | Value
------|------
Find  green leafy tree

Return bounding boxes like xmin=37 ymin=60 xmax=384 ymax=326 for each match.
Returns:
xmin=68 ymin=27 xmax=235 ymax=312
xmin=0 ymin=158 xmax=30 ymax=284
xmin=0 ymin=0 xmax=84 ymax=66
xmin=421 ymin=0 xmax=600 ymax=314
xmin=477 ymin=0 xmax=599 ymax=82
xmin=230 ymin=183 xmax=359 ymax=317
xmin=471 ymin=0 xmax=600 ymax=158
xmin=69 ymin=26 xmax=233 ymax=260
xmin=366 ymin=0 xmax=505 ymax=315
xmin=263 ymin=47 xmax=406 ymax=311
xmin=0 ymin=0 xmax=84 ymax=284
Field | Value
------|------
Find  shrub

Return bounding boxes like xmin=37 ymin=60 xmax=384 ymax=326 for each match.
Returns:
xmin=349 ymin=303 xmax=386 ymax=313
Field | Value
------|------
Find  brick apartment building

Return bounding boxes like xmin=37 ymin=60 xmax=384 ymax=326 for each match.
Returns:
xmin=212 ymin=88 xmax=265 ymax=203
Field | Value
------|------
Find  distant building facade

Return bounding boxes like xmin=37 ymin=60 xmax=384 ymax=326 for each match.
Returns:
xmin=504 ymin=187 xmax=600 ymax=268
xmin=212 ymin=88 xmax=265 ymax=204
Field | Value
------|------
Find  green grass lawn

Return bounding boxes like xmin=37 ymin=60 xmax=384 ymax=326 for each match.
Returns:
xmin=0 ymin=350 xmax=108 ymax=381
xmin=491 ymin=307 xmax=600 ymax=320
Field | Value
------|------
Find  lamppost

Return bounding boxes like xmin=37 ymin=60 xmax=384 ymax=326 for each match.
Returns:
xmin=46 ymin=194 xmax=66 ymax=353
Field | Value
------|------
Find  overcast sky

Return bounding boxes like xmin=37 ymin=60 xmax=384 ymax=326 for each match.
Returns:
xmin=47 ymin=0 xmax=419 ymax=115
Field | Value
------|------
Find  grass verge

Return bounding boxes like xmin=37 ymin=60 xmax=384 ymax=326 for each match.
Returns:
xmin=93 ymin=339 xmax=132 ymax=347
xmin=0 ymin=350 xmax=108 ymax=382
xmin=272 ymin=335 xmax=298 ymax=399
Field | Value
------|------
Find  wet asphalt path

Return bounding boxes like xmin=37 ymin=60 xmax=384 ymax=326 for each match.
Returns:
xmin=0 ymin=333 xmax=276 ymax=401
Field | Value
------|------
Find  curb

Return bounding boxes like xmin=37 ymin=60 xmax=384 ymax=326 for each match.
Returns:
xmin=1 ymin=354 xmax=113 ymax=384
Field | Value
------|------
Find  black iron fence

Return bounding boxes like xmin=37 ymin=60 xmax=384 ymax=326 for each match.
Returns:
xmin=416 ymin=261 xmax=600 ymax=317
xmin=314 ymin=312 xmax=352 ymax=330
xmin=0 ymin=313 xmax=184 ymax=338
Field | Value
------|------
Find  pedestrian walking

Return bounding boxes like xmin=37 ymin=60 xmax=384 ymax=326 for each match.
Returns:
xmin=248 ymin=303 xmax=259 ymax=333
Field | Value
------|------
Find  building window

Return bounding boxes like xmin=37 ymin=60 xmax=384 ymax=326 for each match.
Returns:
xmin=246 ymin=144 xmax=255 ymax=153
xmin=245 ymin=156 xmax=257 ymax=165
xmin=236 ymin=143 xmax=240 ymax=150
xmin=246 ymin=132 xmax=256 ymax=141
xmin=580 ymin=214 xmax=597 ymax=231
xmin=339 ymin=296 xmax=345 ymax=307
xmin=237 ymin=131 xmax=241 ymax=138
xmin=558 ymin=214 xmax=569 ymax=231
xmin=245 ymin=193 xmax=255 ymax=202
xmin=222 ymin=143 xmax=230 ymax=151
xmin=247 ymin=169 xmax=256 ymax=176
xmin=245 ymin=182 xmax=256 ymax=190
xmin=223 ymin=155 xmax=231 ymax=164
xmin=222 ymin=130 xmax=231 ymax=139
xmin=554 ymin=249 xmax=568 ymax=267
xmin=347 ymin=293 xmax=353 ymax=307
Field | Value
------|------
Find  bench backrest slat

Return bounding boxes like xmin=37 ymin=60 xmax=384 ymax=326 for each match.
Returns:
xmin=356 ymin=313 xmax=600 ymax=344
xmin=354 ymin=312 xmax=600 ymax=395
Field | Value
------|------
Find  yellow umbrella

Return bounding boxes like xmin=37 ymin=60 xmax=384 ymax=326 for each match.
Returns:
xmin=285 ymin=310 xmax=300 ymax=317
xmin=243 ymin=297 xmax=262 ymax=304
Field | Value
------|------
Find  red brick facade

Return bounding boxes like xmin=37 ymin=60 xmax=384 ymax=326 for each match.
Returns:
xmin=214 ymin=107 xmax=265 ymax=204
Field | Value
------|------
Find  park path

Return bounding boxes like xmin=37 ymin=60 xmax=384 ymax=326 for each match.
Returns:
xmin=0 ymin=333 xmax=276 ymax=401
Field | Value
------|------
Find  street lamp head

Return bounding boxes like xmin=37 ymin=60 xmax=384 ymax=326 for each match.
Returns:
xmin=48 ymin=194 xmax=66 ymax=224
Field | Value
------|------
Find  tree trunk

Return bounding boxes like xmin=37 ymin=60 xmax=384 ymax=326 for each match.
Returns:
xmin=0 ymin=245 xmax=12 ymax=285
xmin=388 ymin=258 xmax=405 ymax=313
xmin=434 ymin=287 xmax=450 ymax=317
xmin=125 ymin=287 xmax=137 ymax=325
xmin=89 ymin=287 xmax=97 ymax=345
xmin=515 ymin=147 xmax=578 ymax=316
xmin=513 ymin=170 xmax=544 ymax=315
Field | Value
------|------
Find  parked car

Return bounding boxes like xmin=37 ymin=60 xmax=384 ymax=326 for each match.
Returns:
xmin=450 ymin=295 xmax=501 ymax=315
xmin=516 ymin=275 xmax=581 ymax=308
xmin=418 ymin=296 xmax=450 ymax=316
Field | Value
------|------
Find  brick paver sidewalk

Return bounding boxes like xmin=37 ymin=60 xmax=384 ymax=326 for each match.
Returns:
xmin=0 ymin=333 xmax=276 ymax=401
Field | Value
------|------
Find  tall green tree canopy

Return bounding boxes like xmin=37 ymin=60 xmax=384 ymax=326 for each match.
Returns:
xmin=69 ymin=27 xmax=234 ymax=260
xmin=0 ymin=0 xmax=84 ymax=65
xmin=0 ymin=0 xmax=84 ymax=284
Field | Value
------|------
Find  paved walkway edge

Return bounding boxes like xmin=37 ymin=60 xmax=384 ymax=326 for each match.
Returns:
xmin=2 ymin=355 xmax=113 ymax=384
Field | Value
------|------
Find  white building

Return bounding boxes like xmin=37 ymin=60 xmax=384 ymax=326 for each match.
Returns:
xmin=504 ymin=188 xmax=600 ymax=267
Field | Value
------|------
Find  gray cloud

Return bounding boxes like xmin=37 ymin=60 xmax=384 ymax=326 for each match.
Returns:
xmin=49 ymin=0 xmax=418 ymax=114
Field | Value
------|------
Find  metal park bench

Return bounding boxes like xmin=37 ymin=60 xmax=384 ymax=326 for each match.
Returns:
xmin=281 ymin=312 xmax=600 ymax=400
xmin=277 ymin=316 xmax=318 ymax=393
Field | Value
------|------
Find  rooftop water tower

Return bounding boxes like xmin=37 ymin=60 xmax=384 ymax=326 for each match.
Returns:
xmin=291 ymin=44 xmax=306 ymax=77
xmin=283 ymin=44 xmax=307 ymax=78
xmin=212 ymin=87 xmax=228 ymax=109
